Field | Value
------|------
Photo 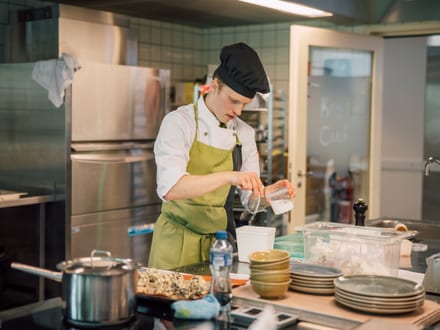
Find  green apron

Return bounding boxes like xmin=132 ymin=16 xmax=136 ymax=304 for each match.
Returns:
xmin=148 ymin=104 xmax=239 ymax=270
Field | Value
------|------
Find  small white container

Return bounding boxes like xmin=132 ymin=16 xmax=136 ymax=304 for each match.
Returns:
xmin=236 ymin=226 xmax=276 ymax=263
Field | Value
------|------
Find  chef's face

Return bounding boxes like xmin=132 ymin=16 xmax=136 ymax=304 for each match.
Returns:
xmin=210 ymin=79 xmax=252 ymax=124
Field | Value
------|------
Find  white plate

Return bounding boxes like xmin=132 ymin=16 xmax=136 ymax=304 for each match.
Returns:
xmin=334 ymin=275 xmax=424 ymax=298
xmin=289 ymin=284 xmax=334 ymax=295
xmin=335 ymin=290 xmax=425 ymax=308
xmin=291 ymin=262 xmax=343 ymax=278
xmin=291 ymin=273 xmax=336 ymax=283
xmin=335 ymin=294 xmax=424 ymax=314
xmin=291 ymin=278 xmax=334 ymax=288
xmin=335 ymin=287 xmax=425 ymax=304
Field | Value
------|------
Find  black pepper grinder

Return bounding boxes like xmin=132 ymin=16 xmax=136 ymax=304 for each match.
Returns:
xmin=353 ymin=198 xmax=368 ymax=226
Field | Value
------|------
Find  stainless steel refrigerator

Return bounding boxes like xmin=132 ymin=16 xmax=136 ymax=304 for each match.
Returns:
xmin=67 ymin=63 xmax=170 ymax=264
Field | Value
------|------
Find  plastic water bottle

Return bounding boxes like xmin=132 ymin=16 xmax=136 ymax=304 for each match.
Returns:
xmin=210 ymin=230 xmax=233 ymax=321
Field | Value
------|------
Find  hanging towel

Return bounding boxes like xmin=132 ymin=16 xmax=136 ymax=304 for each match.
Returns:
xmin=32 ymin=53 xmax=81 ymax=108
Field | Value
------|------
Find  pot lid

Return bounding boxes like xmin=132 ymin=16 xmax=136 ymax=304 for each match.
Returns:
xmin=58 ymin=250 xmax=136 ymax=275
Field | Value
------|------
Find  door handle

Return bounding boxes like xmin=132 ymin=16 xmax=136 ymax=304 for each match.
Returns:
xmin=297 ymin=170 xmax=314 ymax=177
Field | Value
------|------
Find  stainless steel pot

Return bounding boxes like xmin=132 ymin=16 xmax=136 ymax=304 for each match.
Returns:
xmin=11 ymin=250 xmax=138 ymax=327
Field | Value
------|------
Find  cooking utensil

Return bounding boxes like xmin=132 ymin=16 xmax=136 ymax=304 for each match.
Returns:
xmin=11 ymin=249 xmax=138 ymax=327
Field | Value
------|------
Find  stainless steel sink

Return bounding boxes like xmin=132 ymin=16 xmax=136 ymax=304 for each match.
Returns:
xmin=366 ymin=218 xmax=440 ymax=240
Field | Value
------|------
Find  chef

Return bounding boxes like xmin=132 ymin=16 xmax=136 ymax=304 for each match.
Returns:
xmin=148 ymin=42 xmax=294 ymax=270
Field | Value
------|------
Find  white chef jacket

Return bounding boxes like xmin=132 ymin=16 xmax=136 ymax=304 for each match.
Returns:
xmin=154 ymin=96 xmax=260 ymax=204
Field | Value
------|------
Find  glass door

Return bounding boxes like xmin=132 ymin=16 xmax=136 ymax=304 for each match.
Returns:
xmin=288 ymin=25 xmax=384 ymax=231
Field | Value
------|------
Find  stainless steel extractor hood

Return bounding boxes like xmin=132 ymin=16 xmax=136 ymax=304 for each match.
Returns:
xmin=6 ymin=4 xmax=138 ymax=65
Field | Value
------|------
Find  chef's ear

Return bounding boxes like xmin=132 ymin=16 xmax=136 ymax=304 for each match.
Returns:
xmin=209 ymin=79 xmax=218 ymax=92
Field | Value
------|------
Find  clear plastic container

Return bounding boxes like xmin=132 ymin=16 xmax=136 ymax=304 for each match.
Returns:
xmin=246 ymin=187 xmax=293 ymax=215
xmin=301 ymin=222 xmax=412 ymax=276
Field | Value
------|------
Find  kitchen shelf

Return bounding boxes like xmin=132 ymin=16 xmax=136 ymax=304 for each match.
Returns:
xmin=241 ymin=89 xmax=287 ymax=185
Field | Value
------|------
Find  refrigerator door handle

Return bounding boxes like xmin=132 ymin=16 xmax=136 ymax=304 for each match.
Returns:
xmin=71 ymin=153 xmax=153 ymax=164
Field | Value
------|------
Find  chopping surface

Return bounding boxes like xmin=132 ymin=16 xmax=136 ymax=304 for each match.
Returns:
xmin=232 ymin=283 xmax=440 ymax=329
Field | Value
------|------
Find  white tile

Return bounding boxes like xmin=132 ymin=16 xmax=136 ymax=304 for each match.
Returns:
xmin=151 ymin=61 xmax=162 ymax=69
xmin=222 ymin=26 xmax=235 ymax=34
xmin=261 ymin=47 xmax=276 ymax=64
xmin=171 ymin=48 xmax=184 ymax=63
xmin=162 ymin=29 xmax=173 ymax=46
xmin=208 ymin=34 xmax=222 ymax=49
xmin=275 ymin=29 xmax=290 ymax=47
xmin=262 ymin=30 xmax=276 ymax=47
xmin=264 ymin=63 xmax=275 ymax=80
xmin=276 ymin=47 xmax=289 ymax=65
xmin=159 ymin=62 xmax=172 ymax=71
xmin=151 ymin=20 xmax=162 ymax=28
xmin=222 ymin=33 xmax=235 ymax=46
xmin=173 ymin=29 xmax=184 ymax=48
xmin=275 ymin=23 xmax=291 ymax=30
xmin=275 ymin=63 xmax=289 ymax=80
xmin=235 ymin=26 xmax=249 ymax=33
xmin=162 ymin=46 xmax=172 ymax=62
xmin=139 ymin=26 xmax=151 ymax=44
xmin=151 ymin=27 xmax=162 ymax=44
xmin=161 ymin=21 xmax=172 ymax=30
xmin=194 ymin=65 xmax=206 ymax=80
xmin=249 ymin=33 xmax=262 ymax=48
xmin=183 ymin=32 xmax=194 ymax=49
xmin=193 ymin=50 xmax=203 ymax=63
xmin=182 ymin=50 xmax=193 ymax=65
xmin=207 ymin=50 xmax=220 ymax=65
xmin=235 ymin=31 xmax=249 ymax=43
xmin=249 ymin=25 xmax=262 ymax=33
xmin=275 ymin=80 xmax=289 ymax=94
xmin=172 ymin=63 xmax=183 ymax=80
xmin=193 ymin=33 xmax=203 ymax=48
xmin=138 ymin=44 xmax=151 ymax=62
xmin=150 ymin=45 xmax=161 ymax=61
xmin=183 ymin=65 xmax=194 ymax=81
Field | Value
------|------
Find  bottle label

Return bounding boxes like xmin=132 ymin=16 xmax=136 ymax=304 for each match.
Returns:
xmin=210 ymin=252 xmax=232 ymax=267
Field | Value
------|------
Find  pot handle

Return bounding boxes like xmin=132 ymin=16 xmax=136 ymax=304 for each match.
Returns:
xmin=91 ymin=249 xmax=112 ymax=268
xmin=11 ymin=262 xmax=62 ymax=282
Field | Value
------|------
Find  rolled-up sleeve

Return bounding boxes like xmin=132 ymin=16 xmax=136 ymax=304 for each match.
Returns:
xmin=235 ymin=120 xmax=260 ymax=207
xmin=154 ymin=108 xmax=194 ymax=200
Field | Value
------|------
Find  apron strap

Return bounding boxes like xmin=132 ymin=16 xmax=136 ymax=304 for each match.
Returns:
xmin=224 ymin=143 xmax=242 ymax=251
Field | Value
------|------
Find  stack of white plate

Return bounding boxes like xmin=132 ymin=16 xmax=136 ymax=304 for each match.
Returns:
xmin=289 ymin=262 xmax=343 ymax=295
xmin=334 ymin=275 xmax=425 ymax=314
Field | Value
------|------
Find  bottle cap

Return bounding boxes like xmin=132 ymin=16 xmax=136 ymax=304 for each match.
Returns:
xmin=215 ymin=230 xmax=228 ymax=239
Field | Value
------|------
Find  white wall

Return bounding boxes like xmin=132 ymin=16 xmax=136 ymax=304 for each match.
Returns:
xmin=380 ymin=37 xmax=427 ymax=219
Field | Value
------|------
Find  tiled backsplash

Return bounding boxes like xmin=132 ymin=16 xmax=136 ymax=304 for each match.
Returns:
xmin=130 ymin=17 xmax=291 ymax=93
xmin=0 ymin=1 xmax=292 ymax=93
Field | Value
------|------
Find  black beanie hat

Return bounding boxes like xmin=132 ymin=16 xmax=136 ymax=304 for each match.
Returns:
xmin=215 ymin=42 xmax=270 ymax=98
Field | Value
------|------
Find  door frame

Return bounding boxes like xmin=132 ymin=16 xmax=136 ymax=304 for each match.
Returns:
xmin=287 ymin=25 xmax=384 ymax=231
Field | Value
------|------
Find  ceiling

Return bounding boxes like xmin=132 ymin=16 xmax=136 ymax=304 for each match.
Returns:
xmin=47 ymin=0 xmax=440 ymax=28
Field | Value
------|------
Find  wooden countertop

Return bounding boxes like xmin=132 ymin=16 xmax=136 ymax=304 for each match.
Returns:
xmin=232 ymin=284 xmax=440 ymax=329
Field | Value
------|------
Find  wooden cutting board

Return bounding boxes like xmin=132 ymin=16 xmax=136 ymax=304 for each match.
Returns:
xmin=232 ymin=284 xmax=440 ymax=327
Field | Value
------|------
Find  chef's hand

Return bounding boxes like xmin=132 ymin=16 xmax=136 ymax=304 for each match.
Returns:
xmin=231 ymin=171 xmax=264 ymax=197
xmin=264 ymin=179 xmax=295 ymax=201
